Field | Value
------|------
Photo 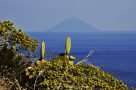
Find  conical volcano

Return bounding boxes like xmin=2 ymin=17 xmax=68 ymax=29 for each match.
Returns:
xmin=47 ymin=17 xmax=99 ymax=32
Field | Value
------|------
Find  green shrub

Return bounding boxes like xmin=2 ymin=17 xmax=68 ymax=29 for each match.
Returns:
xmin=0 ymin=20 xmax=38 ymax=70
xmin=25 ymin=59 xmax=128 ymax=90
xmin=0 ymin=20 xmax=38 ymax=89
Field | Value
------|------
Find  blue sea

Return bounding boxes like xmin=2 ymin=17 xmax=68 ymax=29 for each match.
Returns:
xmin=28 ymin=32 xmax=136 ymax=87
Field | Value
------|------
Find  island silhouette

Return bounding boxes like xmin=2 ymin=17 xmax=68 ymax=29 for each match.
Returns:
xmin=47 ymin=17 xmax=99 ymax=33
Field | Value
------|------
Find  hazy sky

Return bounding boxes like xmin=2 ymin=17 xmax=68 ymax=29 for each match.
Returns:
xmin=0 ymin=0 xmax=136 ymax=32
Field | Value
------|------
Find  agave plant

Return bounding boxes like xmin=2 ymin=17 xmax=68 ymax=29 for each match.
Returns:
xmin=26 ymin=41 xmax=46 ymax=78
xmin=65 ymin=36 xmax=76 ymax=65
xmin=36 ymin=41 xmax=46 ymax=66
xmin=40 ymin=41 xmax=45 ymax=60
xmin=65 ymin=36 xmax=71 ymax=55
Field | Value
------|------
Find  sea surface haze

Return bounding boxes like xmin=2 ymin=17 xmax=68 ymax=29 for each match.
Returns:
xmin=28 ymin=32 xmax=136 ymax=87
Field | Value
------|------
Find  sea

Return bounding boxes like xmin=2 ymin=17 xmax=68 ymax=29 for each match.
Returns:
xmin=28 ymin=32 xmax=136 ymax=87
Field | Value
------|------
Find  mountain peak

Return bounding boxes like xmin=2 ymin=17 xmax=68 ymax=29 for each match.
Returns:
xmin=47 ymin=17 xmax=99 ymax=32
xmin=63 ymin=17 xmax=83 ymax=22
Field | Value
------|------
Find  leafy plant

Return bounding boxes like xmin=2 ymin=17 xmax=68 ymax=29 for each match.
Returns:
xmin=36 ymin=41 xmax=47 ymax=66
xmin=65 ymin=36 xmax=71 ymax=55
xmin=65 ymin=36 xmax=76 ymax=65
xmin=40 ymin=41 xmax=45 ymax=60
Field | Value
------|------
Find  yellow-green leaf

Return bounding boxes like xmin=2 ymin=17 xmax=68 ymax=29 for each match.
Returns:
xmin=41 ymin=41 xmax=45 ymax=59
xmin=65 ymin=36 xmax=71 ymax=55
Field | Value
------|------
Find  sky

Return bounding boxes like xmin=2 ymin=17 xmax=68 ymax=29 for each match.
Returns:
xmin=0 ymin=0 xmax=136 ymax=32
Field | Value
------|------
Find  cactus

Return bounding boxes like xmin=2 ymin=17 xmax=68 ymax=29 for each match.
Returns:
xmin=65 ymin=36 xmax=71 ymax=55
xmin=40 ymin=41 xmax=45 ymax=60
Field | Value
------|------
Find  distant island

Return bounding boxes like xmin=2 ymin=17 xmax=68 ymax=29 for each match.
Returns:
xmin=46 ymin=17 xmax=100 ymax=33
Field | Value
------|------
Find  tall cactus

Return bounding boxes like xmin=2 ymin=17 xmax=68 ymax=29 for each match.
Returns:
xmin=40 ymin=41 xmax=45 ymax=60
xmin=65 ymin=36 xmax=71 ymax=55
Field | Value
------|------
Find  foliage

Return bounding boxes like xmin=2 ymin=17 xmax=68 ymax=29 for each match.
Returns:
xmin=0 ymin=20 xmax=38 ymax=69
xmin=25 ymin=59 xmax=128 ymax=90
xmin=0 ymin=20 xmax=38 ymax=53
xmin=0 ymin=20 xmax=38 ymax=89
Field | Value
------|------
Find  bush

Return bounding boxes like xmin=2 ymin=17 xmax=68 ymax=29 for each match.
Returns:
xmin=0 ymin=20 xmax=38 ymax=89
xmin=25 ymin=59 xmax=128 ymax=90
xmin=0 ymin=20 xmax=38 ymax=70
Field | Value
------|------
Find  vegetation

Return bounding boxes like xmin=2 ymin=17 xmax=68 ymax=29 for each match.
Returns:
xmin=0 ymin=20 xmax=38 ymax=69
xmin=25 ymin=60 xmax=128 ymax=90
xmin=0 ymin=20 xmax=129 ymax=90
xmin=0 ymin=20 xmax=38 ymax=89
